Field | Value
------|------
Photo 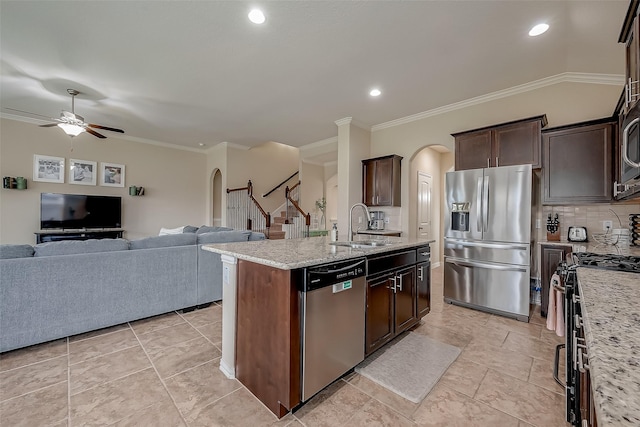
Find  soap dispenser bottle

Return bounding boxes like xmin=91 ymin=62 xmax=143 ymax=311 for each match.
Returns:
xmin=331 ymin=223 xmax=338 ymax=242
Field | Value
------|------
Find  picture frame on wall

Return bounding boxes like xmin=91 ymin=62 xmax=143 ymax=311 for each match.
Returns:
xmin=100 ymin=162 xmax=125 ymax=187
xmin=69 ymin=159 xmax=97 ymax=186
xmin=33 ymin=154 xmax=65 ymax=183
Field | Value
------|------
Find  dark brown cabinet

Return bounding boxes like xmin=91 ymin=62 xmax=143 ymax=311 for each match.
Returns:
xmin=453 ymin=115 xmax=547 ymax=171
xmin=542 ymin=119 xmax=615 ymax=204
xmin=362 ymin=155 xmax=402 ymax=207
xmin=620 ymin=2 xmax=640 ymax=114
xmin=540 ymin=244 xmax=571 ymax=317
xmin=416 ymin=245 xmax=431 ymax=318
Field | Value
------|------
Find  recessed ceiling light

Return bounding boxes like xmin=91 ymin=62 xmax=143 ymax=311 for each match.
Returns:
xmin=370 ymin=89 xmax=381 ymax=97
xmin=529 ymin=23 xmax=549 ymax=37
xmin=248 ymin=9 xmax=266 ymax=24
xmin=198 ymin=143 xmax=205 ymax=147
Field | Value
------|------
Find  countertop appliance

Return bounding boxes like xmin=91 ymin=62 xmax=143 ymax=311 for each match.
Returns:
xmin=301 ymin=257 xmax=366 ymax=401
xmin=444 ymin=164 xmax=532 ymax=321
xmin=369 ymin=211 xmax=385 ymax=230
xmin=567 ymin=226 xmax=588 ymax=242
xmin=555 ymin=252 xmax=640 ymax=426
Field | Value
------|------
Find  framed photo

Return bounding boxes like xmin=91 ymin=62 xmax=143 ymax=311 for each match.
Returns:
xmin=100 ymin=162 xmax=125 ymax=187
xmin=33 ymin=155 xmax=65 ymax=183
xmin=69 ymin=159 xmax=97 ymax=186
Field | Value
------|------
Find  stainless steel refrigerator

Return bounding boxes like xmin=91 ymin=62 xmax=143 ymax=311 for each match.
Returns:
xmin=444 ymin=164 xmax=532 ymax=322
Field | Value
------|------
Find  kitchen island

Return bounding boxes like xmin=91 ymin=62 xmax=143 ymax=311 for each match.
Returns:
xmin=577 ymin=266 xmax=640 ymax=427
xmin=202 ymin=235 xmax=434 ymax=418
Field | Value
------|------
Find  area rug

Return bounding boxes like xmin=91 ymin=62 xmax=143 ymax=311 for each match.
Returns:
xmin=355 ymin=332 xmax=461 ymax=403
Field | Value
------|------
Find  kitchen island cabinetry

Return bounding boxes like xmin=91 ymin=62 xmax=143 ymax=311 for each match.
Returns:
xmin=542 ymin=119 xmax=615 ymax=204
xmin=540 ymin=243 xmax=571 ymax=317
xmin=416 ymin=245 xmax=431 ymax=318
xmin=453 ymin=115 xmax=547 ymax=171
xmin=362 ymin=155 xmax=402 ymax=207
xmin=202 ymin=236 xmax=433 ymax=418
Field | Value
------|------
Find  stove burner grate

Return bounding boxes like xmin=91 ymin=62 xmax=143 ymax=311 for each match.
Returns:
xmin=574 ymin=252 xmax=640 ymax=273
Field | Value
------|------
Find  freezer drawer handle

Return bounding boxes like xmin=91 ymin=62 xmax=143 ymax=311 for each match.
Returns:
xmin=622 ymin=116 xmax=640 ymax=168
xmin=445 ymin=257 xmax=527 ymax=272
xmin=445 ymin=239 xmax=528 ymax=251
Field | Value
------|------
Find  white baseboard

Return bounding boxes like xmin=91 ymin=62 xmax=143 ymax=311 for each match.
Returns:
xmin=219 ymin=360 xmax=236 ymax=379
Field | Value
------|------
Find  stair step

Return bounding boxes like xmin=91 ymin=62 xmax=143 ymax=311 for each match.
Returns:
xmin=273 ymin=217 xmax=292 ymax=225
xmin=268 ymin=230 xmax=286 ymax=239
xmin=269 ymin=223 xmax=283 ymax=231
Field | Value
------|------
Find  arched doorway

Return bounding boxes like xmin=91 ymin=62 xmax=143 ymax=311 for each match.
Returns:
xmin=212 ymin=169 xmax=223 ymax=226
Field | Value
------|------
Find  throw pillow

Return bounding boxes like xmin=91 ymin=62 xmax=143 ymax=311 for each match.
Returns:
xmin=159 ymin=226 xmax=185 ymax=236
xmin=34 ymin=239 xmax=130 ymax=257
xmin=196 ymin=226 xmax=233 ymax=234
xmin=196 ymin=230 xmax=251 ymax=244
xmin=182 ymin=225 xmax=199 ymax=233
xmin=0 ymin=244 xmax=35 ymax=259
xmin=130 ymin=233 xmax=196 ymax=250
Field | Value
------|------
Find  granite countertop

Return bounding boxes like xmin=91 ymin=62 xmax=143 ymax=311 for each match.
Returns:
xmin=576 ymin=267 xmax=640 ymax=427
xmin=202 ymin=235 xmax=434 ymax=270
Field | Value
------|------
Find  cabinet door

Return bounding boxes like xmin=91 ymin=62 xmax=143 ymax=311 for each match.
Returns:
xmin=365 ymin=274 xmax=394 ymax=355
xmin=363 ymin=160 xmax=376 ymax=206
xmin=493 ymin=120 xmax=541 ymax=168
xmin=416 ymin=261 xmax=431 ymax=318
xmin=543 ymin=122 xmax=614 ymax=204
xmin=540 ymin=245 xmax=570 ymax=317
xmin=394 ymin=266 xmax=417 ymax=334
xmin=626 ymin=16 xmax=640 ymax=113
xmin=455 ymin=130 xmax=492 ymax=170
xmin=374 ymin=157 xmax=394 ymax=206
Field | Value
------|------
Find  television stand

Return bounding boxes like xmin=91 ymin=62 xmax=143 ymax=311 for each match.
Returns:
xmin=35 ymin=229 xmax=125 ymax=244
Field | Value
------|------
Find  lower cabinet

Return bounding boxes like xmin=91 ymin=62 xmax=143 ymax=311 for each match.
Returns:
xmin=540 ymin=244 xmax=571 ymax=317
xmin=365 ymin=246 xmax=431 ymax=356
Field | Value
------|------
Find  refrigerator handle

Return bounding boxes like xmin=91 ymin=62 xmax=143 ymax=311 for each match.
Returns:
xmin=483 ymin=176 xmax=489 ymax=232
xmin=446 ymin=257 xmax=527 ymax=272
xmin=476 ymin=177 xmax=483 ymax=232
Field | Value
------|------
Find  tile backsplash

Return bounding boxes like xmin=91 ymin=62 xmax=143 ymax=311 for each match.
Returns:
xmin=538 ymin=203 xmax=640 ymax=242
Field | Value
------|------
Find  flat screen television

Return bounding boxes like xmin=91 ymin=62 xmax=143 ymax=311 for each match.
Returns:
xmin=40 ymin=193 xmax=122 ymax=230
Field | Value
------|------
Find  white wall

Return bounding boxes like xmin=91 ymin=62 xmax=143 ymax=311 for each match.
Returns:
xmin=299 ymin=161 xmax=325 ymax=224
xmin=0 ymin=118 xmax=207 ymax=244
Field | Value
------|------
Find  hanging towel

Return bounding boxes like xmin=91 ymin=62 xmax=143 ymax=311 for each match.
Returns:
xmin=546 ymin=273 xmax=565 ymax=337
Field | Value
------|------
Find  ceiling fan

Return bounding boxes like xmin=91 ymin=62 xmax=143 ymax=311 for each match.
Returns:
xmin=11 ymin=89 xmax=124 ymax=139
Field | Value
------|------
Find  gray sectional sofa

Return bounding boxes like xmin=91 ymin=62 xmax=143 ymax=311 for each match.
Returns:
xmin=0 ymin=227 xmax=264 ymax=353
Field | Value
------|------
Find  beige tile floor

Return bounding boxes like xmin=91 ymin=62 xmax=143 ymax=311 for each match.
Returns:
xmin=0 ymin=267 xmax=568 ymax=426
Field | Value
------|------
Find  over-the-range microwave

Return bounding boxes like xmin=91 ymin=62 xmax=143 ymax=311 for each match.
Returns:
xmin=621 ymin=103 xmax=640 ymax=186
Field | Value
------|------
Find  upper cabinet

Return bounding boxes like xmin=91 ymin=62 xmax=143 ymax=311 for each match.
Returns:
xmin=542 ymin=119 xmax=615 ymax=205
xmin=362 ymin=155 xmax=402 ymax=207
xmin=620 ymin=1 xmax=640 ymax=114
xmin=452 ymin=115 xmax=547 ymax=170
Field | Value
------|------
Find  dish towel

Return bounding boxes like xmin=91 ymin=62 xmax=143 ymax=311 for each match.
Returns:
xmin=546 ymin=273 xmax=565 ymax=336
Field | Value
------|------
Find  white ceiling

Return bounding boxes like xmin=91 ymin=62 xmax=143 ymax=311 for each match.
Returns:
xmin=0 ymin=1 xmax=628 ymax=152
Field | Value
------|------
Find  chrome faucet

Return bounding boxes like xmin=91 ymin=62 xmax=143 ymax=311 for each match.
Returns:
xmin=348 ymin=203 xmax=372 ymax=241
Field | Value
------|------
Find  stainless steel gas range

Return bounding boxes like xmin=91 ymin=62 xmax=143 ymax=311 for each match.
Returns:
xmin=555 ymin=252 xmax=640 ymax=427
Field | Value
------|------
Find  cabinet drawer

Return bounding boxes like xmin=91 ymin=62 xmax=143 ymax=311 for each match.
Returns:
xmin=416 ymin=245 xmax=431 ymax=263
xmin=367 ymin=250 xmax=416 ymax=277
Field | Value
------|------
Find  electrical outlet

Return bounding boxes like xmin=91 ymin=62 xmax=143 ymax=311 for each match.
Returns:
xmin=358 ymin=216 xmax=362 ymax=224
xmin=603 ymin=220 xmax=613 ymax=230
xmin=535 ymin=219 xmax=541 ymax=229
xmin=384 ymin=217 xmax=390 ymax=224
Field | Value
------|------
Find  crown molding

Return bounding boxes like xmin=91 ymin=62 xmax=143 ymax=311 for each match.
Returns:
xmin=371 ymin=72 xmax=625 ymax=132
xmin=299 ymin=136 xmax=338 ymax=152
xmin=334 ymin=117 xmax=352 ymax=126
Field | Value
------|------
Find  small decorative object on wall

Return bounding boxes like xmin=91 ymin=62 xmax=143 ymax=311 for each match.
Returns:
xmin=33 ymin=155 xmax=65 ymax=183
xmin=100 ymin=162 xmax=125 ymax=187
xmin=69 ymin=159 xmax=97 ymax=186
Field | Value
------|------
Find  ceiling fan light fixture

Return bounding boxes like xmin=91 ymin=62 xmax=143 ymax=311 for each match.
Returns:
xmin=57 ymin=123 xmax=85 ymax=137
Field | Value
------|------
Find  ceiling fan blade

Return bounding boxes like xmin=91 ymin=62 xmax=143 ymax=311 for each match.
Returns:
xmin=88 ymin=124 xmax=124 ymax=133
xmin=4 ymin=107 xmax=56 ymax=120
xmin=39 ymin=123 xmax=60 ymax=127
xmin=85 ymin=128 xmax=106 ymax=139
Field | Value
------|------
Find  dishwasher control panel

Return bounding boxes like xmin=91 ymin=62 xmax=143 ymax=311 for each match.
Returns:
xmin=303 ymin=258 xmax=366 ymax=292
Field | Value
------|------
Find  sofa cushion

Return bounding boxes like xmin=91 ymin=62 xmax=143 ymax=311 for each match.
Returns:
xmin=182 ymin=225 xmax=199 ymax=233
xmin=0 ymin=244 xmax=35 ymax=259
xmin=196 ymin=226 xmax=233 ymax=234
xmin=197 ymin=230 xmax=251 ymax=244
xmin=159 ymin=226 xmax=185 ymax=235
xmin=130 ymin=233 xmax=197 ymax=250
xmin=249 ymin=232 xmax=266 ymax=241
xmin=34 ymin=239 xmax=129 ymax=257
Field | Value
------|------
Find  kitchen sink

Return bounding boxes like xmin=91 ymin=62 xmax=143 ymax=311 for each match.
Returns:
xmin=329 ymin=240 xmax=392 ymax=249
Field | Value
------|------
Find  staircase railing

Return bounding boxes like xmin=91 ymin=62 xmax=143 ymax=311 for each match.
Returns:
xmin=262 ymin=171 xmax=299 ymax=198
xmin=226 ymin=180 xmax=271 ymax=238
xmin=282 ymin=181 xmax=311 ymax=239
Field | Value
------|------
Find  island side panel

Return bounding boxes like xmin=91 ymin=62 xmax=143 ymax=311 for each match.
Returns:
xmin=235 ymin=259 xmax=300 ymax=418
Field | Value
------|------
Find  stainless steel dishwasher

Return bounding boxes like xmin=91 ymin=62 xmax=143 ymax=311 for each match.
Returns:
xmin=301 ymin=257 xmax=366 ymax=401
